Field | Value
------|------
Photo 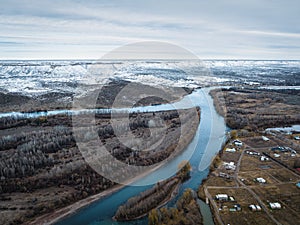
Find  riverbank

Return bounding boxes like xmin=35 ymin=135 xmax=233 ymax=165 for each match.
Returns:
xmin=29 ymin=162 xmax=181 ymax=225
xmin=27 ymin=160 xmax=169 ymax=225
xmin=16 ymin=108 xmax=200 ymax=225
xmin=25 ymin=184 xmax=124 ymax=225
xmin=0 ymin=80 xmax=194 ymax=114
xmin=21 ymin=87 xmax=227 ymax=225
xmin=0 ymin=106 xmax=199 ymax=225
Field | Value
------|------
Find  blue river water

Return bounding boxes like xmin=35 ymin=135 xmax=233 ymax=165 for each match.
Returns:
xmin=0 ymin=87 xmax=227 ymax=225
xmin=52 ymin=87 xmax=228 ymax=225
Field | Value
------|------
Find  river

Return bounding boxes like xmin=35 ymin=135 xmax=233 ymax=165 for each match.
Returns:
xmin=0 ymin=87 xmax=228 ymax=225
xmin=49 ymin=87 xmax=227 ymax=225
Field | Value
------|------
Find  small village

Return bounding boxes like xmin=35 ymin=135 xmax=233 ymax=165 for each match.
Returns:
xmin=199 ymin=129 xmax=300 ymax=225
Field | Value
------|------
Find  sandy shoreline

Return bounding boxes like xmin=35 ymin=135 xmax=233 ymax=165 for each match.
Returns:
xmin=25 ymin=163 xmax=163 ymax=225
xmin=26 ymin=157 xmax=173 ymax=225
xmin=25 ymin=184 xmax=124 ymax=225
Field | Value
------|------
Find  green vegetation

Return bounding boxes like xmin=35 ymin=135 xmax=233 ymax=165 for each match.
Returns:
xmin=177 ymin=160 xmax=191 ymax=180
xmin=210 ymin=155 xmax=222 ymax=171
xmin=148 ymin=189 xmax=203 ymax=225
xmin=230 ymin=130 xmax=238 ymax=139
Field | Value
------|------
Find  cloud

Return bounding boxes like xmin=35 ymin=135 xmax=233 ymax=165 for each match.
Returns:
xmin=0 ymin=0 xmax=299 ymax=59
xmin=241 ymin=30 xmax=300 ymax=38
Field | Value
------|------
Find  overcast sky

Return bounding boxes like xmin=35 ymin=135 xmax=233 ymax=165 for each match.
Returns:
xmin=0 ymin=0 xmax=299 ymax=59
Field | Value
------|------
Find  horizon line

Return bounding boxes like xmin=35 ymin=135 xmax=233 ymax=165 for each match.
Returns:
xmin=0 ymin=58 xmax=299 ymax=61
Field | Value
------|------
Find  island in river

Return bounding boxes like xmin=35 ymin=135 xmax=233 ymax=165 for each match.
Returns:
xmin=114 ymin=161 xmax=192 ymax=221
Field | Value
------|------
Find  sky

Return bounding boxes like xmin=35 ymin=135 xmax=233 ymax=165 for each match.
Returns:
xmin=0 ymin=0 xmax=299 ymax=60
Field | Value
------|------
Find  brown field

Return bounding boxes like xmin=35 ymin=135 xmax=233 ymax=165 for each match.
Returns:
xmin=242 ymin=136 xmax=277 ymax=148
xmin=207 ymin=187 xmax=274 ymax=225
xmin=239 ymin=154 xmax=281 ymax=172
xmin=221 ymin=151 xmax=242 ymax=164
xmin=270 ymin=169 xmax=299 ymax=183
xmin=206 ymin=88 xmax=300 ymax=224
xmin=268 ymin=152 xmax=300 ymax=168
xmin=238 ymin=170 xmax=279 ymax=186
xmin=203 ymin=131 xmax=300 ymax=225
xmin=204 ymin=175 xmax=236 ymax=187
xmin=252 ymin=184 xmax=300 ymax=225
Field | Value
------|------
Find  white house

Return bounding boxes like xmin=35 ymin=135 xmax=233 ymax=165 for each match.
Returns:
xmin=262 ymin=136 xmax=270 ymax=141
xmin=233 ymin=140 xmax=243 ymax=147
xmin=226 ymin=148 xmax=236 ymax=152
xmin=249 ymin=205 xmax=262 ymax=211
xmin=260 ymin=156 xmax=269 ymax=161
xmin=247 ymin=151 xmax=260 ymax=156
xmin=223 ymin=162 xmax=236 ymax=170
xmin=249 ymin=204 xmax=256 ymax=211
xmin=229 ymin=196 xmax=235 ymax=201
xmin=269 ymin=202 xmax=281 ymax=209
xmin=256 ymin=177 xmax=266 ymax=183
xmin=216 ymin=194 xmax=228 ymax=201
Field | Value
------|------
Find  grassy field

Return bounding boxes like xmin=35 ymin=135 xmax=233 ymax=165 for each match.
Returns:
xmin=201 ymin=132 xmax=300 ymax=225
xmin=207 ymin=187 xmax=274 ymax=225
xmin=252 ymin=184 xmax=300 ymax=225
